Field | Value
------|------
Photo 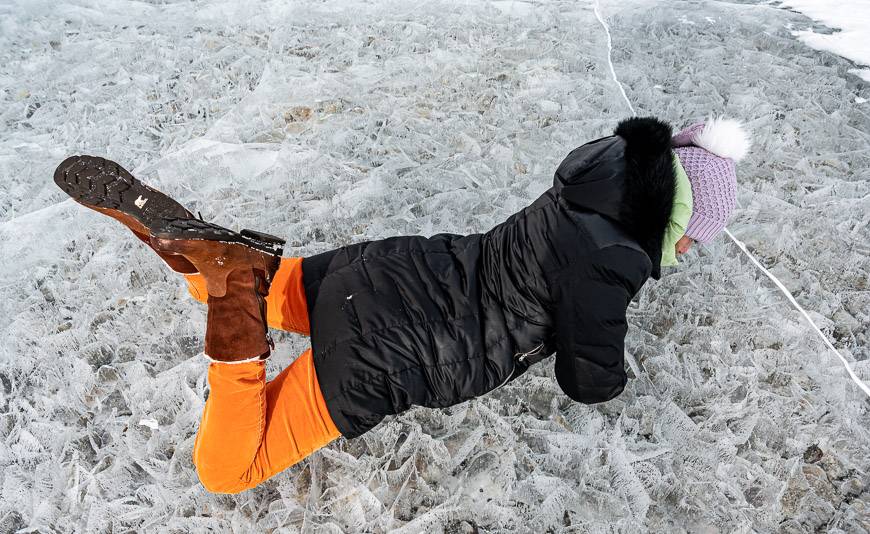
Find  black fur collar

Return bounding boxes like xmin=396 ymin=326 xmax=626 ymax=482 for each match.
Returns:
xmin=614 ymin=116 xmax=676 ymax=280
xmin=554 ymin=116 xmax=676 ymax=280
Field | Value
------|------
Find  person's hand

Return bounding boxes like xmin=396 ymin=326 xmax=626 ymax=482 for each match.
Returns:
xmin=675 ymin=235 xmax=694 ymax=256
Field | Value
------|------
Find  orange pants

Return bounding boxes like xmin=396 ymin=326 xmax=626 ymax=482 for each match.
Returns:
xmin=186 ymin=257 xmax=340 ymax=494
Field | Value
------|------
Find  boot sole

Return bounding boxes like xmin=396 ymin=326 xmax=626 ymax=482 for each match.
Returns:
xmin=53 ymin=155 xmax=192 ymax=237
xmin=151 ymin=218 xmax=285 ymax=256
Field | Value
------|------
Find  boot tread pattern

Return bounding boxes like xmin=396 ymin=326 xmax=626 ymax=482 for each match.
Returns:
xmin=54 ymin=155 xmax=191 ymax=226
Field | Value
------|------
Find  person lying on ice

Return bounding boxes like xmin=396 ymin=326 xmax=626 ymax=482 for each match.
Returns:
xmin=55 ymin=115 xmax=750 ymax=494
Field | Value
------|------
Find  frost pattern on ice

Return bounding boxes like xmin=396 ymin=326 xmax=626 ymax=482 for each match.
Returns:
xmin=596 ymin=0 xmax=870 ymax=400
xmin=1 ymin=0 xmax=869 ymax=532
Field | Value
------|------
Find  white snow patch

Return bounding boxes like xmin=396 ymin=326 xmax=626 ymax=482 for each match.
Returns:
xmin=678 ymin=14 xmax=696 ymax=25
xmin=490 ymin=1 xmax=535 ymax=17
xmin=779 ymin=0 xmax=870 ymax=80
xmin=138 ymin=418 xmax=159 ymax=430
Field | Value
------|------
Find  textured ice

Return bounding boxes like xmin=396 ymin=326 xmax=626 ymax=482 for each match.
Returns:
xmin=1 ymin=0 xmax=869 ymax=532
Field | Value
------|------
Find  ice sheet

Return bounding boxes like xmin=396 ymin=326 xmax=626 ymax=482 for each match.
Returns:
xmin=1 ymin=0 xmax=868 ymax=532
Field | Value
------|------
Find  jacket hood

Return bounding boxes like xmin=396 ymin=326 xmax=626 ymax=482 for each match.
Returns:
xmin=553 ymin=116 xmax=676 ymax=280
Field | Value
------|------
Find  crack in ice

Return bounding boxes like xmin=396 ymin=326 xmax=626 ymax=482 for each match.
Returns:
xmin=592 ymin=0 xmax=636 ymax=116
xmin=724 ymin=228 xmax=870 ymax=398
xmin=592 ymin=0 xmax=870 ymax=400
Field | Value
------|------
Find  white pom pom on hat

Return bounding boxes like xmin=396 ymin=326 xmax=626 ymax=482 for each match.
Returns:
xmin=690 ymin=115 xmax=752 ymax=162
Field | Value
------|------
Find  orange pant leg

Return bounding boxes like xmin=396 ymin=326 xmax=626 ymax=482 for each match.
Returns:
xmin=185 ymin=256 xmax=310 ymax=335
xmin=192 ymin=348 xmax=340 ymax=494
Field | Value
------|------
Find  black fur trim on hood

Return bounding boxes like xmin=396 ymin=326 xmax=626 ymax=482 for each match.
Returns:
xmin=553 ymin=116 xmax=676 ymax=280
xmin=614 ymin=116 xmax=676 ymax=280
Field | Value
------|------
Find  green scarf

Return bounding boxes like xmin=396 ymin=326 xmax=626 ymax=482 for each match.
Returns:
xmin=661 ymin=151 xmax=693 ymax=267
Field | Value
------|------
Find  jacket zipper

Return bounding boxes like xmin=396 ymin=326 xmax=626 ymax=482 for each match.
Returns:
xmin=517 ymin=342 xmax=546 ymax=364
xmin=495 ymin=341 xmax=546 ymax=390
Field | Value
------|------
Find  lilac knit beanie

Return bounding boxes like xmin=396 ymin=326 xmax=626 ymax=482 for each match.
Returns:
xmin=672 ymin=116 xmax=752 ymax=244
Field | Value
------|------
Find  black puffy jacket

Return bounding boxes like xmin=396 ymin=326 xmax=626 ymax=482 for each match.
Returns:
xmin=302 ymin=117 xmax=676 ymax=438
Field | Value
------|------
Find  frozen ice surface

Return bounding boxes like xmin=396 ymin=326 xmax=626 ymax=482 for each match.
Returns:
xmin=1 ymin=0 xmax=869 ymax=532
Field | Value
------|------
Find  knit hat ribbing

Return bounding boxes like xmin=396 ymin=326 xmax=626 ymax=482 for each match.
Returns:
xmin=671 ymin=116 xmax=751 ymax=244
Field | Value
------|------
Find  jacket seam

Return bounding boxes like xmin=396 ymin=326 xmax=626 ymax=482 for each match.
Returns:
xmin=315 ymin=310 xmax=478 ymax=358
xmin=313 ymin=238 xmax=483 ymax=287
xmin=322 ymin=332 xmax=512 ymax=403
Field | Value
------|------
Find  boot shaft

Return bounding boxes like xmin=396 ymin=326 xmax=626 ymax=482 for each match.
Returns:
xmin=205 ymin=268 xmax=274 ymax=362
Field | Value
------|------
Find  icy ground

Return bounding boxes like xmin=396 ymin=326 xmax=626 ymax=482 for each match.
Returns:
xmin=1 ymin=0 xmax=869 ymax=531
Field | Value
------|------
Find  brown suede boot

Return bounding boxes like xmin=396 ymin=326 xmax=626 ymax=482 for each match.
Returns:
xmin=54 ymin=155 xmax=199 ymax=274
xmin=149 ymin=218 xmax=284 ymax=362
xmin=203 ymin=268 xmax=274 ymax=361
